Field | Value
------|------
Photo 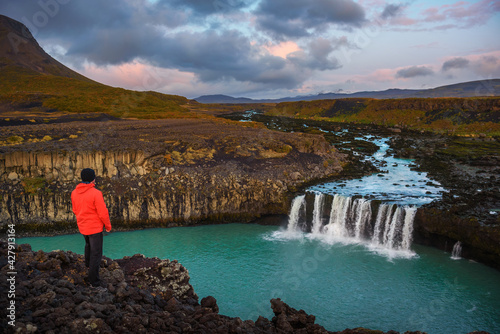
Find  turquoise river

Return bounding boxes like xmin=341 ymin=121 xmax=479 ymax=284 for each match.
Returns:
xmin=19 ymin=223 xmax=500 ymax=334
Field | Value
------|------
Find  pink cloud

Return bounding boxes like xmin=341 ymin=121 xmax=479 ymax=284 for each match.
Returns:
xmin=382 ymin=0 xmax=499 ymax=30
xmin=82 ymin=61 xmax=195 ymax=93
xmin=390 ymin=17 xmax=418 ymax=26
xmin=263 ymin=41 xmax=301 ymax=58
xmin=456 ymin=51 xmax=500 ymax=77
xmin=422 ymin=0 xmax=500 ymax=27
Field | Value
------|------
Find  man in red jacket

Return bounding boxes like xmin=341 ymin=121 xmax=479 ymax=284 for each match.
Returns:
xmin=71 ymin=168 xmax=112 ymax=291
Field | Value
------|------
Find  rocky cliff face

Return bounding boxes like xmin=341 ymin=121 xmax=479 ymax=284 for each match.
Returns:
xmin=0 ymin=118 xmax=347 ymax=234
xmin=414 ymin=208 xmax=500 ymax=270
xmin=389 ymin=133 xmax=500 ymax=270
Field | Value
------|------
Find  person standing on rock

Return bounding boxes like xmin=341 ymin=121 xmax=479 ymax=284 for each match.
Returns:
xmin=71 ymin=168 xmax=112 ymax=292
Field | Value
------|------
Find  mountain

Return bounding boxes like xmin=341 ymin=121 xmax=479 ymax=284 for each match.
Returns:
xmin=0 ymin=15 xmax=189 ymax=118
xmin=193 ymin=94 xmax=256 ymax=104
xmin=0 ymin=14 xmax=92 ymax=81
xmin=194 ymin=79 xmax=500 ymax=104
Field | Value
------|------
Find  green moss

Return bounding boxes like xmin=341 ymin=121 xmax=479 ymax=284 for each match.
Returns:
xmin=7 ymin=135 xmax=23 ymax=143
xmin=0 ymin=64 xmax=191 ymax=120
xmin=22 ymin=177 xmax=46 ymax=195
xmin=435 ymin=138 xmax=500 ymax=159
xmin=266 ymin=97 xmax=500 ymax=136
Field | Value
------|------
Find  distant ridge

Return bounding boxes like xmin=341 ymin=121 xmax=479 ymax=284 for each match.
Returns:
xmin=193 ymin=94 xmax=255 ymax=104
xmin=194 ymin=79 xmax=500 ymax=104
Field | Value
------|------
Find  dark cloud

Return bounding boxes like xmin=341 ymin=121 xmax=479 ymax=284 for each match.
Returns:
xmin=442 ymin=57 xmax=470 ymax=72
xmin=0 ymin=0 xmax=357 ymax=91
xmin=0 ymin=1 xmax=140 ymax=39
xmin=381 ymin=4 xmax=405 ymax=19
xmin=166 ymin=0 xmax=253 ymax=15
xmin=68 ymin=24 xmax=306 ymax=88
xmin=255 ymin=0 xmax=365 ymax=39
xmin=287 ymin=38 xmax=344 ymax=71
xmin=396 ymin=66 xmax=434 ymax=78
xmin=155 ymin=31 xmax=308 ymax=88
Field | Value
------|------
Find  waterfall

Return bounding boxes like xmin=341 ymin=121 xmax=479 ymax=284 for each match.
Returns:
xmin=324 ymin=195 xmax=352 ymax=238
xmin=287 ymin=195 xmax=306 ymax=232
xmin=311 ymin=193 xmax=325 ymax=234
xmin=354 ymin=199 xmax=372 ymax=240
xmin=451 ymin=241 xmax=462 ymax=260
xmin=372 ymin=204 xmax=390 ymax=245
xmin=401 ymin=207 xmax=417 ymax=250
xmin=386 ymin=207 xmax=403 ymax=249
xmin=286 ymin=193 xmax=417 ymax=253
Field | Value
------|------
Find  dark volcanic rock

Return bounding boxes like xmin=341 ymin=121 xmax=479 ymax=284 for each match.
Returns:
xmin=390 ymin=133 xmax=500 ymax=269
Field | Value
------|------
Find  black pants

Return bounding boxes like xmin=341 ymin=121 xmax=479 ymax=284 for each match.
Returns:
xmin=84 ymin=232 xmax=103 ymax=287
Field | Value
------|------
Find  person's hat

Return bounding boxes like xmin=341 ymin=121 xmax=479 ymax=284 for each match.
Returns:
xmin=81 ymin=168 xmax=96 ymax=182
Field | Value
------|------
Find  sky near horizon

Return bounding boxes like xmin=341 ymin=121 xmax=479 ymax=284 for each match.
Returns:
xmin=1 ymin=0 xmax=500 ymax=99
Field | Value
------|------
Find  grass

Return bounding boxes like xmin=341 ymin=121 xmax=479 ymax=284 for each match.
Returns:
xmin=265 ymin=97 xmax=500 ymax=137
xmin=0 ymin=64 xmax=191 ymax=119
xmin=2 ymin=61 xmax=499 ymax=137
xmin=435 ymin=138 xmax=500 ymax=159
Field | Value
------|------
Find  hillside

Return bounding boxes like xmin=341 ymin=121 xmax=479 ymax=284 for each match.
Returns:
xmin=266 ymin=97 xmax=500 ymax=136
xmin=194 ymin=79 xmax=500 ymax=103
xmin=0 ymin=15 xmax=190 ymax=119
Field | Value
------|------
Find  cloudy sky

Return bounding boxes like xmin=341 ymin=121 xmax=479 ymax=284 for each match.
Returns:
xmin=1 ymin=0 xmax=500 ymax=99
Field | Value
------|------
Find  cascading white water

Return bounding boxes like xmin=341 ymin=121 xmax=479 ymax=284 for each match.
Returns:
xmin=451 ymin=241 xmax=462 ymax=260
xmin=401 ymin=207 xmax=417 ymax=250
xmin=287 ymin=193 xmax=417 ymax=253
xmin=386 ymin=207 xmax=403 ymax=249
xmin=372 ymin=204 xmax=390 ymax=245
xmin=311 ymin=193 xmax=325 ymax=234
xmin=323 ymin=194 xmax=352 ymax=238
xmin=354 ymin=199 xmax=372 ymax=240
xmin=287 ymin=195 xmax=306 ymax=232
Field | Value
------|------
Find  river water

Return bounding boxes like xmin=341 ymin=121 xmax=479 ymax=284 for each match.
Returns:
xmin=18 ymin=224 xmax=500 ymax=334
xmin=16 ymin=116 xmax=500 ymax=333
xmin=309 ymin=136 xmax=444 ymax=206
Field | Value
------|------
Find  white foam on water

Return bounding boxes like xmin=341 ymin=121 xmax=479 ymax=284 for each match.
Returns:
xmin=280 ymin=193 xmax=419 ymax=260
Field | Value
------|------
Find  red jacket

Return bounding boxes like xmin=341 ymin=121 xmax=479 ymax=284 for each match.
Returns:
xmin=71 ymin=183 xmax=112 ymax=235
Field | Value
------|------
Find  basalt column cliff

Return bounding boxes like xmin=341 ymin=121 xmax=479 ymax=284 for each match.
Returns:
xmin=0 ymin=118 xmax=347 ymax=234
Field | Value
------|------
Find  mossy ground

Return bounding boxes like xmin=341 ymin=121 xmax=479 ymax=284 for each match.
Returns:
xmin=263 ymin=97 xmax=500 ymax=137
